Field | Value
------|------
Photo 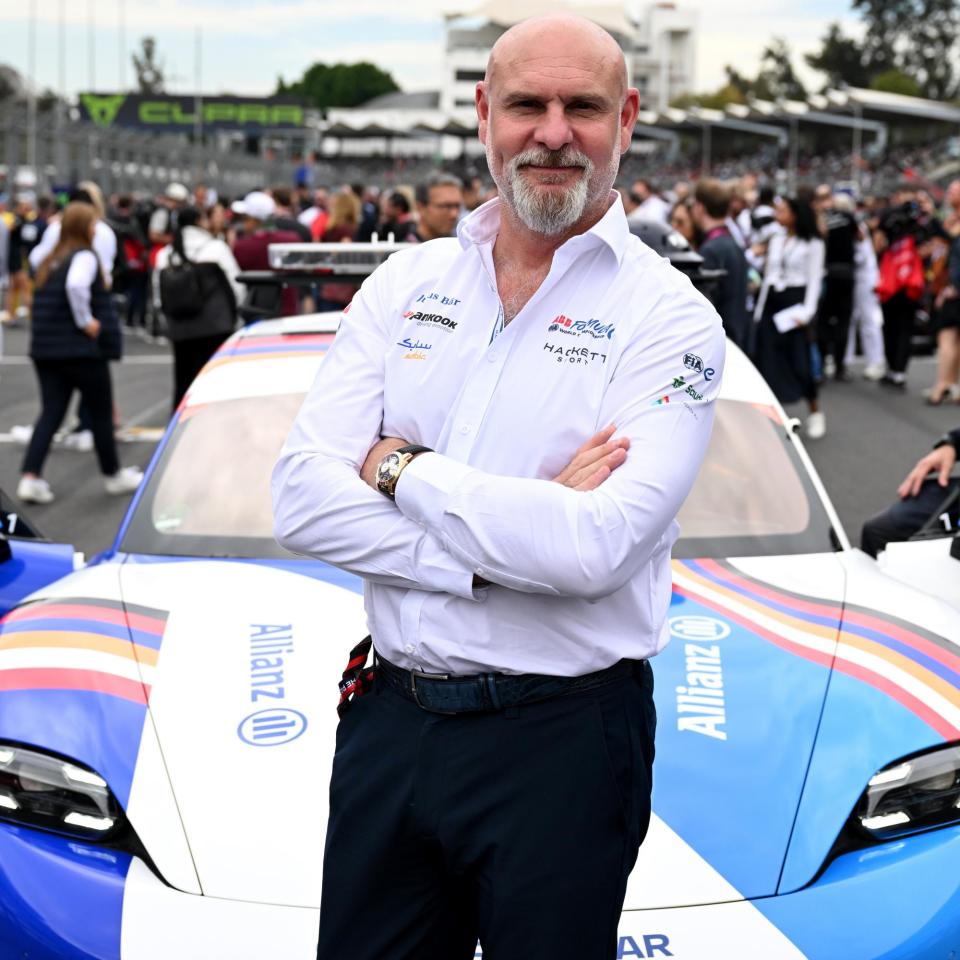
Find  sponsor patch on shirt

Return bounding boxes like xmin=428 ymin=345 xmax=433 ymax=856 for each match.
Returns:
xmin=403 ymin=310 xmax=458 ymax=332
xmin=415 ymin=292 xmax=461 ymax=306
xmin=547 ymin=314 xmax=616 ymax=340
xmin=542 ymin=342 xmax=608 ymax=366
xmin=397 ymin=337 xmax=432 ymax=360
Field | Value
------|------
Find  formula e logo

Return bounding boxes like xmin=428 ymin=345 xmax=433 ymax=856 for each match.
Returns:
xmin=238 ymin=708 xmax=307 ymax=747
xmin=683 ymin=353 xmax=704 ymax=373
xmin=668 ymin=615 xmax=730 ymax=641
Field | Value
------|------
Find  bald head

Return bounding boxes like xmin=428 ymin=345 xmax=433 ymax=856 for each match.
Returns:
xmin=486 ymin=13 xmax=628 ymax=100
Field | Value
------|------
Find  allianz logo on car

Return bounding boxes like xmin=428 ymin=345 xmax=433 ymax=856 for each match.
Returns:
xmin=237 ymin=708 xmax=308 ymax=747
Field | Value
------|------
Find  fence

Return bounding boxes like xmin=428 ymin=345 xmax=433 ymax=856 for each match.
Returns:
xmin=0 ymin=101 xmax=307 ymax=198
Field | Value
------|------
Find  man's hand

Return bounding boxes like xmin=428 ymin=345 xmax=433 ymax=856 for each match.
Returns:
xmin=897 ymin=444 xmax=957 ymax=499
xmin=360 ymin=436 xmax=408 ymax=490
xmin=84 ymin=318 xmax=102 ymax=339
xmin=553 ymin=425 xmax=629 ymax=492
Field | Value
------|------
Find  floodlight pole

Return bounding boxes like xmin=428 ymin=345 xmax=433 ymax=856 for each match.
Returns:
xmin=26 ymin=0 xmax=37 ymax=177
xmin=194 ymin=27 xmax=203 ymax=184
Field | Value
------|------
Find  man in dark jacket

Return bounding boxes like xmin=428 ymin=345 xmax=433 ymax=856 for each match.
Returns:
xmin=692 ymin=178 xmax=749 ymax=350
xmin=818 ymin=192 xmax=858 ymax=381
xmin=861 ymin=427 xmax=960 ymax=557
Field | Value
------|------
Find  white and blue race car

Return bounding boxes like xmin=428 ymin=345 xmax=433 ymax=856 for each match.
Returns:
xmin=0 ymin=313 xmax=959 ymax=959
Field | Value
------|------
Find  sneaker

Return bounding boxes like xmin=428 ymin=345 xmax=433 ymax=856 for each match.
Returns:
xmin=805 ymin=411 xmax=826 ymax=440
xmin=880 ymin=373 xmax=907 ymax=390
xmin=9 ymin=424 xmax=33 ymax=444
xmin=16 ymin=476 xmax=54 ymax=504
xmin=863 ymin=362 xmax=886 ymax=381
xmin=60 ymin=429 xmax=94 ymax=453
xmin=104 ymin=466 xmax=143 ymax=496
xmin=823 ymin=355 xmax=837 ymax=380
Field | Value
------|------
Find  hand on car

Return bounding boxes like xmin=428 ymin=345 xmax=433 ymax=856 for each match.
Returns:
xmin=552 ymin=425 xmax=629 ymax=491
xmin=84 ymin=318 xmax=101 ymax=339
xmin=898 ymin=444 xmax=956 ymax=499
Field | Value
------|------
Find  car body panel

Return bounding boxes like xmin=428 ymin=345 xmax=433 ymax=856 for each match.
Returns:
xmin=117 ymin=556 xmax=365 ymax=906
xmin=0 ymin=538 xmax=78 ymax=618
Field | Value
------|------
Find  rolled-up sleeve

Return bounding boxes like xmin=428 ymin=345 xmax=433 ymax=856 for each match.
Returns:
xmin=271 ymin=260 xmax=479 ymax=600
xmin=395 ymin=288 xmax=726 ymax=601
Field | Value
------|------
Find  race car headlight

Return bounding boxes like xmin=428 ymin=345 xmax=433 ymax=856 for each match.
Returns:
xmin=0 ymin=743 xmax=125 ymax=841
xmin=851 ymin=744 xmax=960 ymax=843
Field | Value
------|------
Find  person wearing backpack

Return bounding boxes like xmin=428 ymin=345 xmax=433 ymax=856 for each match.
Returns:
xmin=154 ymin=207 xmax=245 ymax=409
xmin=17 ymin=202 xmax=142 ymax=504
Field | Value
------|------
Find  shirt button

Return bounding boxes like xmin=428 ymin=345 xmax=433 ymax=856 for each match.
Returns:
xmin=404 ymin=644 xmax=414 ymax=654
xmin=459 ymin=423 xmax=471 ymax=434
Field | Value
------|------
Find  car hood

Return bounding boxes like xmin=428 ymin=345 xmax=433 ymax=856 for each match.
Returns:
xmin=625 ymin=554 xmax=847 ymax=908
xmin=117 ymin=555 xmax=367 ymax=907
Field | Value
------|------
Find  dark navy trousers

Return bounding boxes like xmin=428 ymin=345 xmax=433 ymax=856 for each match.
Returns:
xmin=316 ymin=661 xmax=656 ymax=960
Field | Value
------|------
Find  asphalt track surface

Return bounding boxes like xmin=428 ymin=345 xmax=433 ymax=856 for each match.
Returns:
xmin=0 ymin=320 xmax=957 ymax=559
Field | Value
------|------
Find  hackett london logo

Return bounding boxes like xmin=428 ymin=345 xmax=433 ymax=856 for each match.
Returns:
xmin=80 ymin=93 xmax=127 ymax=128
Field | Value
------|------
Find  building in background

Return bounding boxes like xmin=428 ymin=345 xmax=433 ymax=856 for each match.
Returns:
xmin=442 ymin=0 xmax=698 ymax=116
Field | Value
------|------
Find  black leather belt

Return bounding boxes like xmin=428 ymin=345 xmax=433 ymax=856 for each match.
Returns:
xmin=375 ymin=652 xmax=638 ymax=714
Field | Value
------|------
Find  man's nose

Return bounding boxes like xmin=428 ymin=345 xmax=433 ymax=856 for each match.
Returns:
xmin=534 ymin=104 xmax=573 ymax=151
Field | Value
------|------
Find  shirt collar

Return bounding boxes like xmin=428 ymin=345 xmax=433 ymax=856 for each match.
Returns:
xmin=457 ymin=190 xmax=629 ymax=266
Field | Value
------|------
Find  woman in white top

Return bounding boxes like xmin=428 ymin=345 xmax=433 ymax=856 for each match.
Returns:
xmin=753 ymin=195 xmax=827 ymax=438
xmin=154 ymin=207 xmax=245 ymax=409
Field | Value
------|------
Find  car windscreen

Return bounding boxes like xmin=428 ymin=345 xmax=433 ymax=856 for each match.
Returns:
xmin=121 ymin=395 xmax=836 ymax=560
xmin=673 ymin=399 xmax=837 ymax=558
xmin=120 ymin=393 xmax=306 ymax=559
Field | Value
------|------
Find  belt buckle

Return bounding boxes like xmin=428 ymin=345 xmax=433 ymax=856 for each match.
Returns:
xmin=409 ymin=669 xmax=451 ymax=712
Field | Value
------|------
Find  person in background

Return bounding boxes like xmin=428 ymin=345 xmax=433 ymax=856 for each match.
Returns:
xmin=271 ymin=186 xmax=312 ymax=241
xmin=461 ymin=173 xmax=485 ymax=214
xmin=155 ymin=207 xmax=244 ymax=410
xmin=0 ymin=204 xmax=9 ymax=326
xmin=818 ymin=191 xmax=858 ymax=382
xmin=231 ymin=191 xmax=301 ymax=318
xmin=845 ymin=216 xmax=887 ymax=381
xmin=753 ymin=194 xmax=827 ymax=439
xmin=109 ymin=194 xmax=149 ymax=332
xmin=668 ymin=198 xmax=699 ymax=249
xmin=861 ymin=427 xmax=959 ymax=557
xmin=4 ymin=192 xmax=40 ymax=325
xmin=149 ymin=182 xmax=190 ymax=250
xmin=29 ymin=183 xmax=120 ymax=453
xmin=928 ymin=181 xmax=960 ymax=404
xmin=725 ymin=180 xmax=752 ymax=250
xmin=693 ymin=178 xmax=750 ymax=350
xmin=409 ymin=173 xmax=463 ymax=243
xmin=303 ymin=187 xmax=331 ymax=240
xmin=874 ymin=184 xmax=927 ymax=390
xmin=318 ymin=191 xmax=363 ymax=311
xmin=352 ymin=184 xmax=379 ymax=243
xmin=377 ymin=191 xmax=414 ymax=242
xmin=17 ymin=203 xmax=142 ymax=504
xmin=626 ymin=177 xmax=669 ymax=224
xmin=206 ymin=199 xmax=233 ymax=244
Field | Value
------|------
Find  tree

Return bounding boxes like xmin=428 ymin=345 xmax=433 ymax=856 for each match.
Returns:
xmin=132 ymin=37 xmax=165 ymax=94
xmin=851 ymin=0 xmax=908 ymax=77
xmin=904 ymin=0 xmax=960 ymax=100
xmin=805 ymin=22 xmax=871 ymax=89
xmin=277 ymin=62 xmax=399 ymax=111
xmin=670 ymin=84 xmax=746 ymax=111
xmin=754 ymin=38 xmax=807 ymax=101
xmin=869 ymin=68 xmax=923 ymax=96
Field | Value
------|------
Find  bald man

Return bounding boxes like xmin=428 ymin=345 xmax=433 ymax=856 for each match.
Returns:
xmin=273 ymin=14 xmax=724 ymax=960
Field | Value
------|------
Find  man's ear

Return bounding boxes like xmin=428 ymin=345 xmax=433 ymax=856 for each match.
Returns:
xmin=477 ymin=82 xmax=490 ymax=146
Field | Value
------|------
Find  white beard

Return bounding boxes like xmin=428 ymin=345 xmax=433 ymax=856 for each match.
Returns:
xmin=487 ymin=140 xmax=621 ymax=236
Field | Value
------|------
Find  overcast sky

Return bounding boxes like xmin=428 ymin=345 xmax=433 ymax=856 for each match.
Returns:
xmin=0 ymin=0 xmax=862 ymax=100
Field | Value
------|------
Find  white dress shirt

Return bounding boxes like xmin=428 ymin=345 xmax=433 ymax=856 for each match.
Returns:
xmin=273 ymin=195 xmax=725 ymax=677
xmin=29 ymin=220 xmax=118 ymax=287
xmin=754 ymin=232 xmax=825 ymax=325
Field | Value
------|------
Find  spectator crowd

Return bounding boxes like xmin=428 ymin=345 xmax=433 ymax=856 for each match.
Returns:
xmin=1 ymin=161 xmax=958 ymax=504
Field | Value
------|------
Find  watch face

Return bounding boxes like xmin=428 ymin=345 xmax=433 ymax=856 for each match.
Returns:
xmin=376 ymin=452 xmax=402 ymax=491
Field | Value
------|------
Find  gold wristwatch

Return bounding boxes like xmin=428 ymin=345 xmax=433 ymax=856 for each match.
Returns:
xmin=375 ymin=445 xmax=432 ymax=499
